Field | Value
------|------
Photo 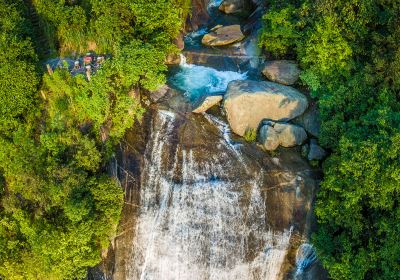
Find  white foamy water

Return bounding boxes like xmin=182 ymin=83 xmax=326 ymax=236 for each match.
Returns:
xmin=126 ymin=111 xmax=293 ymax=280
xmin=169 ymin=55 xmax=247 ymax=103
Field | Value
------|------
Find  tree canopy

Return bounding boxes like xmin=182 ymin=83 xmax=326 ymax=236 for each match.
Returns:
xmin=0 ymin=0 xmax=188 ymax=279
xmin=260 ymin=1 xmax=400 ymax=279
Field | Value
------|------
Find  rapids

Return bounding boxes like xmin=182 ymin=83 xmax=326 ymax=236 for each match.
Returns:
xmin=169 ymin=55 xmax=247 ymax=103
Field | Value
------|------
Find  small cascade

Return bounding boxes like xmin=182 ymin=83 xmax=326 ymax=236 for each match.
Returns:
xmin=207 ymin=0 xmax=224 ymax=12
xmin=295 ymin=243 xmax=317 ymax=277
xmin=126 ymin=111 xmax=294 ymax=280
xmin=184 ymin=27 xmax=209 ymax=47
xmin=170 ymin=54 xmax=247 ymax=103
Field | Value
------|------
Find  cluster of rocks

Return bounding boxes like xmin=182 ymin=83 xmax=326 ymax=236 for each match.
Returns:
xmin=191 ymin=60 xmax=327 ymax=161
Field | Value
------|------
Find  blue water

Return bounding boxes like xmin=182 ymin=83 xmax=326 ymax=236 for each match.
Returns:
xmin=169 ymin=55 xmax=247 ymax=103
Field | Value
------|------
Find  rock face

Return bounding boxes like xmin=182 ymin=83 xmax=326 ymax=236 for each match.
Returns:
xmin=224 ymin=80 xmax=309 ymax=136
xmin=186 ymin=0 xmax=210 ymax=31
xmin=149 ymin=85 xmax=170 ymax=103
xmin=192 ymin=95 xmax=223 ymax=113
xmin=262 ymin=60 xmax=301 ymax=85
xmin=308 ymin=139 xmax=327 ymax=160
xmin=219 ymin=0 xmax=247 ymax=14
xmin=259 ymin=122 xmax=307 ymax=151
xmin=202 ymin=25 xmax=245 ymax=46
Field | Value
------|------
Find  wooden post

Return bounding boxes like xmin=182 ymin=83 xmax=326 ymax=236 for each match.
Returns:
xmin=85 ymin=65 xmax=91 ymax=81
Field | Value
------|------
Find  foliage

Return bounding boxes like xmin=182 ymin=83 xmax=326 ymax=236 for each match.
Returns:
xmin=32 ymin=0 xmax=188 ymax=55
xmin=0 ymin=0 xmax=38 ymax=136
xmin=243 ymin=128 xmax=257 ymax=142
xmin=260 ymin=0 xmax=400 ymax=279
xmin=0 ymin=0 xmax=188 ymax=279
xmin=258 ymin=5 xmax=299 ymax=57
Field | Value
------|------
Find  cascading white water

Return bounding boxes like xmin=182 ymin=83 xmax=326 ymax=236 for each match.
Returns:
xmin=169 ymin=55 xmax=247 ymax=103
xmin=127 ymin=111 xmax=294 ymax=280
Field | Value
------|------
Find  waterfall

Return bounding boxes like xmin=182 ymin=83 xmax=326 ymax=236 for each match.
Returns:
xmin=126 ymin=111 xmax=293 ymax=280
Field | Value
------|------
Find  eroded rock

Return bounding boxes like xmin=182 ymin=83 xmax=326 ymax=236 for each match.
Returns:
xmin=224 ymin=80 xmax=308 ymax=136
xmin=262 ymin=60 xmax=300 ymax=85
xmin=202 ymin=25 xmax=245 ymax=46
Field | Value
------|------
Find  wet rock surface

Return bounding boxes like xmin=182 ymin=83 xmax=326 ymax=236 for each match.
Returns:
xmin=224 ymin=80 xmax=309 ymax=136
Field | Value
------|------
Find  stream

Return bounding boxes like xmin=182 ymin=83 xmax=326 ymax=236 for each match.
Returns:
xmin=92 ymin=1 xmax=325 ymax=280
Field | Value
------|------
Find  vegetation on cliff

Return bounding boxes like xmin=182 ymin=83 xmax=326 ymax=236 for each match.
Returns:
xmin=260 ymin=1 xmax=400 ymax=279
xmin=0 ymin=0 xmax=188 ymax=279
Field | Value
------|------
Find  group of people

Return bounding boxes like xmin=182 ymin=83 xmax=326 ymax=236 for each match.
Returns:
xmin=46 ymin=53 xmax=108 ymax=79
xmin=72 ymin=54 xmax=106 ymax=76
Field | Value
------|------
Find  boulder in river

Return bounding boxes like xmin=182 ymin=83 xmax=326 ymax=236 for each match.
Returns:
xmin=219 ymin=0 xmax=247 ymax=14
xmin=224 ymin=80 xmax=308 ymax=136
xmin=262 ymin=60 xmax=301 ymax=85
xmin=259 ymin=122 xmax=307 ymax=151
xmin=192 ymin=94 xmax=223 ymax=113
xmin=202 ymin=25 xmax=245 ymax=46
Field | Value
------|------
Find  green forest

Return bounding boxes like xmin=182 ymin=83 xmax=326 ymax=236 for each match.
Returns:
xmin=0 ymin=0 xmax=188 ymax=278
xmin=1 ymin=0 xmax=400 ymax=279
xmin=260 ymin=0 xmax=400 ymax=279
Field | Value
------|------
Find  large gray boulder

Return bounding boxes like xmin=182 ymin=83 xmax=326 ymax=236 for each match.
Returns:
xmin=259 ymin=122 xmax=307 ymax=151
xmin=274 ymin=123 xmax=307 ymax=147
xmin=192 ymin=95 xmax=223 ymax=113
xmin=224 ymin=80 xmax=308 ymax=136
xmin=293 ymin=103 xmax=321 ymax=137
xmin=202 ymin=25 xmax=245 ymax=46
xmin=262 ymin=60 xmax=300 ymax=85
